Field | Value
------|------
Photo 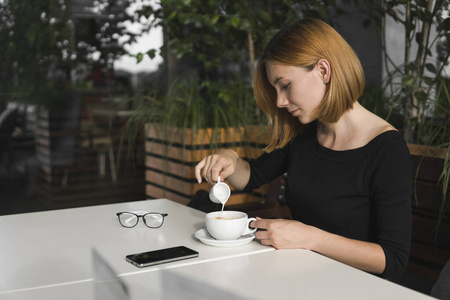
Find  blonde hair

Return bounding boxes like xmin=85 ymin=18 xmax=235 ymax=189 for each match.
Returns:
xmin=254 ymin=18 xmax=365 ymax=152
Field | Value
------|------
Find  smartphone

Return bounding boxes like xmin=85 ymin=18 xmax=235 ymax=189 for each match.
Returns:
xmin=125 ymin=246 xmax=199 ymax=268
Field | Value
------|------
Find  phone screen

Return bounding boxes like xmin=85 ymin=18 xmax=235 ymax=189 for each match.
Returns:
xmin=126 ymin=246 xmax=199 ymax=268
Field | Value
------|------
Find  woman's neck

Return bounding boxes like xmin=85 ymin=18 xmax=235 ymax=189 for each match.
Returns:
xmin=317 ymin=102 xmax=382 ymax=150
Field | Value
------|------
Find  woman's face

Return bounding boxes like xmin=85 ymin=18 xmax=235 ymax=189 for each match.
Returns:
xmin=266 ymin=60 xmax=328 ymax=124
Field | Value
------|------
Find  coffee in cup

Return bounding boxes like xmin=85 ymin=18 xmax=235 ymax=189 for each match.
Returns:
xmin=205 ymin=211 xmax=256 ymax=240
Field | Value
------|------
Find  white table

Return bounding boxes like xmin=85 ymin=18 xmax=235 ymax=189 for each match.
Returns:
xmin=0 ymin=199 xmax=435 ymax=300
xmin=0 ymin=199 xmax=272 ymax=294
xmin=160 ymin=250 xmax=436 ymax=300
xmin=1 ymin=250 xmax=435 ymax=300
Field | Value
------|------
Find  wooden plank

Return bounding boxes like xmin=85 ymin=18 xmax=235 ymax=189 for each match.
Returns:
xmin=406 ymin=261 xmax=441 ymax=283
xmin=146 ymin=155 xmax=193 ymax=178
xmin=144 ymin=124 xmax=274 ymax=209
xmin=145 ymin=146 xmax=268 ymax=178
xmin=145 ymin=141 xmax=248 ymax=163
xmin=412 ymin=155 xmax=448 ymax=183
xmin=411 ymin=214 xmax=450 ymax=250
xmin=145 ymin=169 xmax=269 ymax=198
xmin=146 ymin=185 xmax=190 ymax=206
xmin=412 ymin=184 xmax=446 ymax=213
xmin=410 ymin=241 xmax=450 ymax=269
xmin=247 ymin=125 xmax=272 ymax=145
xmin=146 ymin=124 xmax=272 ymax=147
xmin=145 ymin=169 xmax=210 ymax=195
xmin=409 ymin=144 xmax=449 ymax=160
xmin=146 ymin=124 xmax=246 ymax=145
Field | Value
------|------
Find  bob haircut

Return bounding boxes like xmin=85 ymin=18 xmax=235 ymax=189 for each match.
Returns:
xmin=254 ymin=18 xmax=365 ymax=152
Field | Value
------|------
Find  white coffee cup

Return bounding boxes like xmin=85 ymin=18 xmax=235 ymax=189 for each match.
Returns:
xmin=205 ymin=211 xmax=257 ymax=240
xmin=209 ymin=176 xmax=231 ymax=204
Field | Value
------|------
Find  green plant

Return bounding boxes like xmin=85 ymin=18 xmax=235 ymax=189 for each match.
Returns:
xmin=433 ymin=78 xmax=450 ymax=232
xmin=123 ymin=76 xmax=265 ymax=159
xmin=375 ymin=0 xmax=450 ymax=143
xmin=360 ymin=1 xmax=450 ymax=233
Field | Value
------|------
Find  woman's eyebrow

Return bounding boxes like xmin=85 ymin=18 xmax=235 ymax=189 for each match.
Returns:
xmin=273 ymin=76 xmax=284 ymax=85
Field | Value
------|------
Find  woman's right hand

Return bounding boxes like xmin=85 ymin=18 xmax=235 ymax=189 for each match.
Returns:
xmin=194 ymin=149 xmax=240 ymax=185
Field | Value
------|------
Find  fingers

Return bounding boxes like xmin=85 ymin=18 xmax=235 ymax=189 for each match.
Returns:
xmin=203 ymin=156 xmax=219 ymax=184
xmin=194 ymin=159 xmax=205 ymax=184
xmin=251 ymin=218 xmax=273 ymax=245
xmin=194 ymin=153 xmax=236 ymax=185
xmin=193 ymin=156 xmax=210 ymax=185
xmin=250 ymin=217 xmax=268 ymax=230
xmin=250 ymin=218 xmax=285 ymax=247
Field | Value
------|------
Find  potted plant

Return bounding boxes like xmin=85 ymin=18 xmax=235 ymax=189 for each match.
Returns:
xmin=125 ymin=76 xmax=272 ymax=208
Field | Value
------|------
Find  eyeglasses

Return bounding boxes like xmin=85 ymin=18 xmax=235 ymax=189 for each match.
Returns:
xmin=116 ymin=212 xmax=168 ymax=228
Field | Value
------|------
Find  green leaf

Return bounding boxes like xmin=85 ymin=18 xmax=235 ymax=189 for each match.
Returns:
xmin=443 ymin=17 xmax=450 ymax=31
xmin=168 ymin=11 xmax=177 ymax=20
xmin=422 ymin=76 xmax=434 ymax=86
xmin=425 ymin=63 xmax=437 ymax=74
xmin=136 ymin=52 xmax=144 ymax=63
xmin=146 ymin=49 xmax=156 ymax=59
xmin=414 ymin=90 xmax=428 ymax=102
xmin=258 ymin=11 xmax=271 ymax=23
xmin=414 ymin=0 xmax=428 ymax=8
xmin=211 ymin=15 xmax=220 ymax=25
xmin=240 ymin=18 xmax=250 ymax=29
xmin=230 ymin=16 xmax=240 ymax=28
xmin=402 ymin=74 xmax=415 ymax=86
xmin=415 ymin=32 xmax=423 ymax=45
xmin=406 ymin=62 xmax=416 ymax=72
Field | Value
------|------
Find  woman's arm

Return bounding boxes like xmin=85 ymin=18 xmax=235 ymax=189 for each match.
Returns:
xmin=251 ymin=218 xmax=386 ymax=274
xmin=194 ymin=149 xmax=251 ymax=190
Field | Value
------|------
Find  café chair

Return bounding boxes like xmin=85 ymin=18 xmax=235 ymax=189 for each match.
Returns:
xmin=81 ymin=103 xmax=117 ymax=183
xmin=36 ymin=92 xmax=82 ymax=186
xmin=431 ymin=259 xmax=450 ymax=300
xmin=0 ymin=107 xmax=19 ymax=171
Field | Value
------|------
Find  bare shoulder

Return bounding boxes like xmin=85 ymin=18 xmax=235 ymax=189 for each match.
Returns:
xmin=371 ymin=115 xmax=397 ymax=136
xmin=361 ymin=115 xmax=398 ymax=147
xmin=355 ymin=104 xmax=398 ymax=145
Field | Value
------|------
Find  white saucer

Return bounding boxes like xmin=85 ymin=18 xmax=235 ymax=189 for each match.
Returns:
xmin=194 ymin=228 xmax=255 ymax=247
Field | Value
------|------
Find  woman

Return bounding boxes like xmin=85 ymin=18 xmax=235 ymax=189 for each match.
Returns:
xmin=194 ymin=18 xmax=412 ymax=279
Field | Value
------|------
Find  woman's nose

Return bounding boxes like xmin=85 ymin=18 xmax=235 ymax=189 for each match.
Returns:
xmin=276 ymin=93 xmax=289 ymax=108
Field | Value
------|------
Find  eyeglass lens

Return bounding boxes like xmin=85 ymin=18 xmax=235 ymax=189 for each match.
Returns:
xmin=118 ymin=212 xmax=139 ymax=227
xmin=143 ymin=213 xmax=165 ymax=228
xmin=117 ymin=212 xmax=165 ymax=228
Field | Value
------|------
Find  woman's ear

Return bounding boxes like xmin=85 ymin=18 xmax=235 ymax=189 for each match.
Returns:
xmin=317 ymin=59 xmax=331 ymax=84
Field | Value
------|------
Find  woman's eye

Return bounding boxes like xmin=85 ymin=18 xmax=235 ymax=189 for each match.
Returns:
xmin=281 ymin=83 xmax=290 ymax=91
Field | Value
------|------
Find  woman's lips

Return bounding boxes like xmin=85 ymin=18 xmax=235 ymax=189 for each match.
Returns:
xmin=289 ymin=109 xmax=299 ymax=116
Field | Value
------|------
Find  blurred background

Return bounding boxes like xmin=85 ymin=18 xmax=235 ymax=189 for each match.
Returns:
xmin=0 ymin=0 xmax=164 ymax=213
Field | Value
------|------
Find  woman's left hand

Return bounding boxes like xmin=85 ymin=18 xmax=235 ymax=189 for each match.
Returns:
xmin=250 ymin=217 xmax=386 ymax=275
xmin=250 ymin=217 xmax=318 ymax=250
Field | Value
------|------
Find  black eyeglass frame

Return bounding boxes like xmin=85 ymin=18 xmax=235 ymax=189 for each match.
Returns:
xmin=116 ymin=212 xmax=168 ymax=228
